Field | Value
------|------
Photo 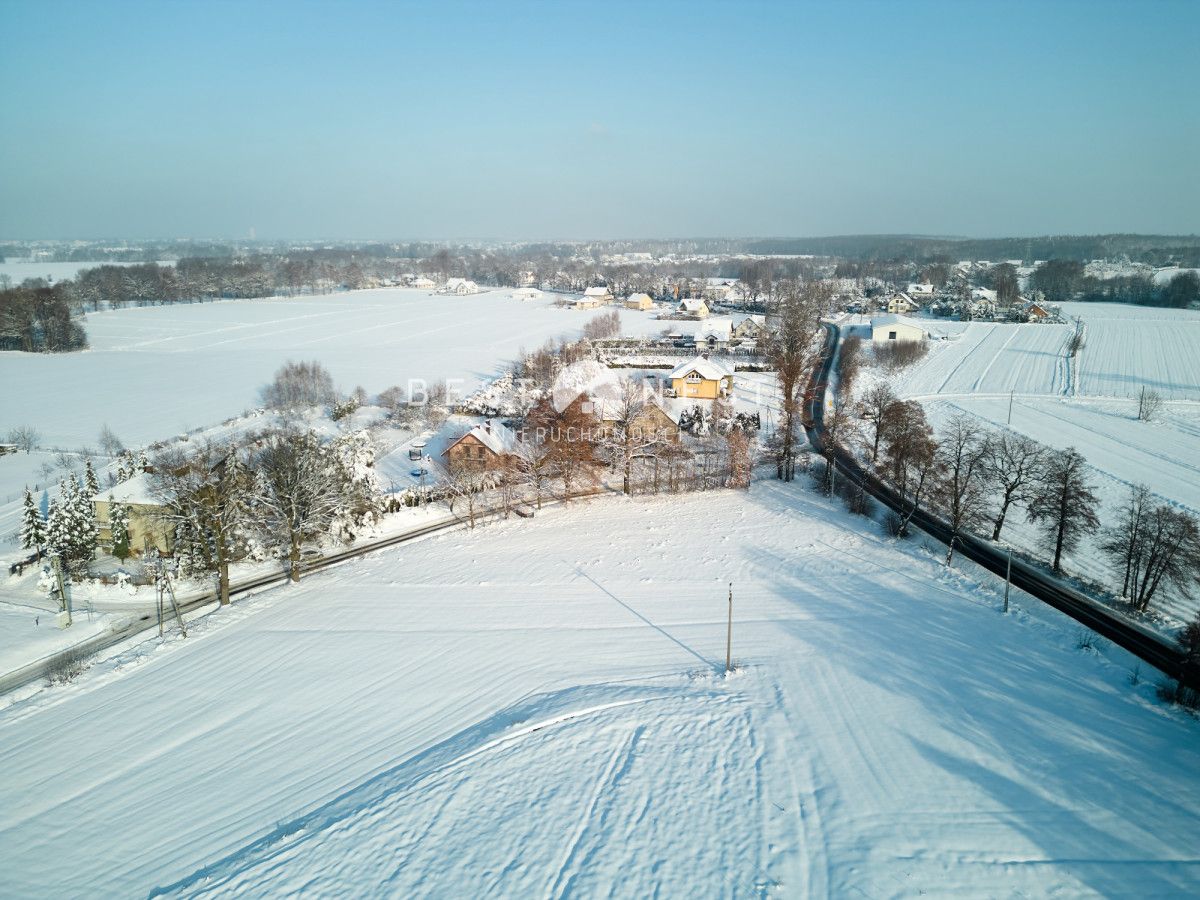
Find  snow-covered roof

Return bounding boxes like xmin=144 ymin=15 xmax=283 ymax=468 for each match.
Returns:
xmin=94 ymin=471 xmax=161 ymax=506
xmin=626 ymin=292 xmax=652 ymax=304
xmin=584 ymin=286 xmax=611 ymax=297
xmin=512 ymin=287 xmax=542 ymax=300
xmin=871 ymin=314 xmax=927 ymax=331
xmin=678 ymin=297 xmax=707 ymax=311
xmin=694 ymin=317 xmax=733 ymax=342
xmin=589 ymin=385 xmax=675 ymax=423
xmin=448 ymin=420 xmax=519 ymax=457
xmin=907 ymin=282 xmax=935 ymax=294
xmin=670 ymin=356 xmax=733 ymax=381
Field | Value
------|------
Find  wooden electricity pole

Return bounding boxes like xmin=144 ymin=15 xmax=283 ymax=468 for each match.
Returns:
xmin=1004 ymin=548 xmax=1012 ymax=614
xmin=725 ymin=582 xmax=733 ymax=673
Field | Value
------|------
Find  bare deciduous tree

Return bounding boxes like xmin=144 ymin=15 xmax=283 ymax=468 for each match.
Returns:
xmin=1026 ymin=447 xmax=1099 ymax=574
xmin=97 ymin=423 xmax=124 ymax=456
xmin=153 ymin=443 xmax=251 ymax=605
xmin=7 ymin=425 xmax=40 ymax=453
xmin=882 ymin=401 xmax=937 ymax=537
xmin=1102 ymin=487 xmax=1200 ymax=613
xmin=581 ymin=310 xmax=621 ymax=341
xmin=1137 ymin=387 xmax=1163 ymax=422
xmin=933 ymin=414 xmax=989 ymax=565
xmin=836 ymin=334 xmax=863 ymax=402
xmin=508 ymin=434 xmax=554 ymax=509
xmin=979 ymin=430 xmax=1047 ymax=541
xmin=762 ymin=280 xmax=830 ymax=481
xmin=819 ymin=402 xmax=859 ymax=496
xmin=251 ymin=431 xmax=356 ymax=582
xmin=725 ymin=428 xmax=752 ymax=489
xmin=261 ymin=360 xmax=336 ymax=411
xmin=858 ymin=383 xmax=897 ymax=463
xmin=597 ymin=381 xmax=666 ymax=495
xmin=443 ymin=464 xmax=499 ymax=528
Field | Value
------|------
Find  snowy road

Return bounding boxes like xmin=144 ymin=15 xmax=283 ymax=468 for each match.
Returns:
xmin=2 ymin=485 xmax=1197 ymax=897
xmin=868 ymin=303 xmax=1200 ymax=626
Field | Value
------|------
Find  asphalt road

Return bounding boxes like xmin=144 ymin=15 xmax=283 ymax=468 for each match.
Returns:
xmin=804 ymin=321 xmax=1187 ymax=684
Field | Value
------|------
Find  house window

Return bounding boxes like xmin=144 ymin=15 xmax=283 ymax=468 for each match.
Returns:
xmin=685 ymin=373 xmax=702 ymax=383
xmin=889 ymin=331 xmax=897 ymax=340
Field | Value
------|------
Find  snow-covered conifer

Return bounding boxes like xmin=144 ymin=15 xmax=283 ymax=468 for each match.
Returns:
xmin=84 ymin=458 xmax=100 ymax=499
xmin=109 ymin=497 xmax=130 ymax=561
xmin=20 ymin=488 xmax=45 ymax=558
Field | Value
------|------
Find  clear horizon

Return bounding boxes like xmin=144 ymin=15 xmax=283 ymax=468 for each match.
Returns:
xmin=2 ymin=0 xmax=1197 ymax=241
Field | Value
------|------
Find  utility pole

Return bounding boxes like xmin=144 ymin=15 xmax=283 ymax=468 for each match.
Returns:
xmin=1004 ymin=548 xmax=1012 ymax=614
xmin=1007 ymin=390 xmax=1014 ymax=426
xmin=51 ymin=554 xmax=72 ymax=628
xmin=725 ymin=582 xmax=733 ymax=674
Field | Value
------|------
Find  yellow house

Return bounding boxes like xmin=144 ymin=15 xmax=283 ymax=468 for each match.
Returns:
xmin=678 ymin=297 xmax=709 ymax=318
xmin=93 ymin=473 xmax=175 ymax=556
xmin=670 ymin=356 xmax=734 ymax=400
xmin=624 ymin=292 xmax=654 ymax=311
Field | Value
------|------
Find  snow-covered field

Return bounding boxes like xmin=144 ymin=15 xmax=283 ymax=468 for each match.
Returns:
xmin=858 ymin=304 xmax=1200 ymax=625
xmin=1062 ymin=302 xmax=1200 ymax=401
xmin=2 ymin=485 xmax=1197 ymax=897
xmin=0 ymin=287 xmax=669 ymax=450
xmin=0 ymin=259 xmax=153 ymax=285
xmin=896 ymin=322 xmax=1073 ymax=399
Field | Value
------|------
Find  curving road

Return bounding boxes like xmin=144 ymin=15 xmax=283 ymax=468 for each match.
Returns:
xmin=804 ymin=321 xmax=1188 ymax=684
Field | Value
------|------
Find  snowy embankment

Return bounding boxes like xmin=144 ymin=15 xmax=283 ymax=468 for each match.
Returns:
xmin=855 ymin=305 xmax=1200 ymax=626
xmin=1 ymin=486 xmax=1197 ymax=897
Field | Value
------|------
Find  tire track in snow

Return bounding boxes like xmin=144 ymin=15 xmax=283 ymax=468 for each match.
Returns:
xmin=113 ymin=308 xmax=351 ymax=350
xmin=545 ymin=725 xmax=643 ymax=900
xmin=970 ymin=326 xmax=1021 ymax=392
xmin=150 ymin=693 xmax=667 ymax=899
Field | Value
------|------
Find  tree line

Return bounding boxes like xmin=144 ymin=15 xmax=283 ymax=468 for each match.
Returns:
xmin=0 ymin=281 xmax=88 ymax=351
xmin=1032 ymin=260 xmax=1199 ymax=309
xmin=833 ymin=381 xmax=1200 ymax=618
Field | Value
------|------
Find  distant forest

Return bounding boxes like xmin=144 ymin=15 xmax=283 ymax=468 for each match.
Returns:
xmin=3 ymin=234 xmax=1198 ymax=352
xmin=742 ymin=234 xmax=1200 ymax=266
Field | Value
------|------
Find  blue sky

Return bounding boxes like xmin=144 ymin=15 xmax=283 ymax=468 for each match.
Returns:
xmin=1 ymin=0 xmax=1197 ymax=240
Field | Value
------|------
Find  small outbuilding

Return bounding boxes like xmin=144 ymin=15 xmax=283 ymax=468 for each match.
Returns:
xmin=624 ymin=292 xmax=654 ymax=311
xmin=870 ymin=314 xmax=928 ymax=343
